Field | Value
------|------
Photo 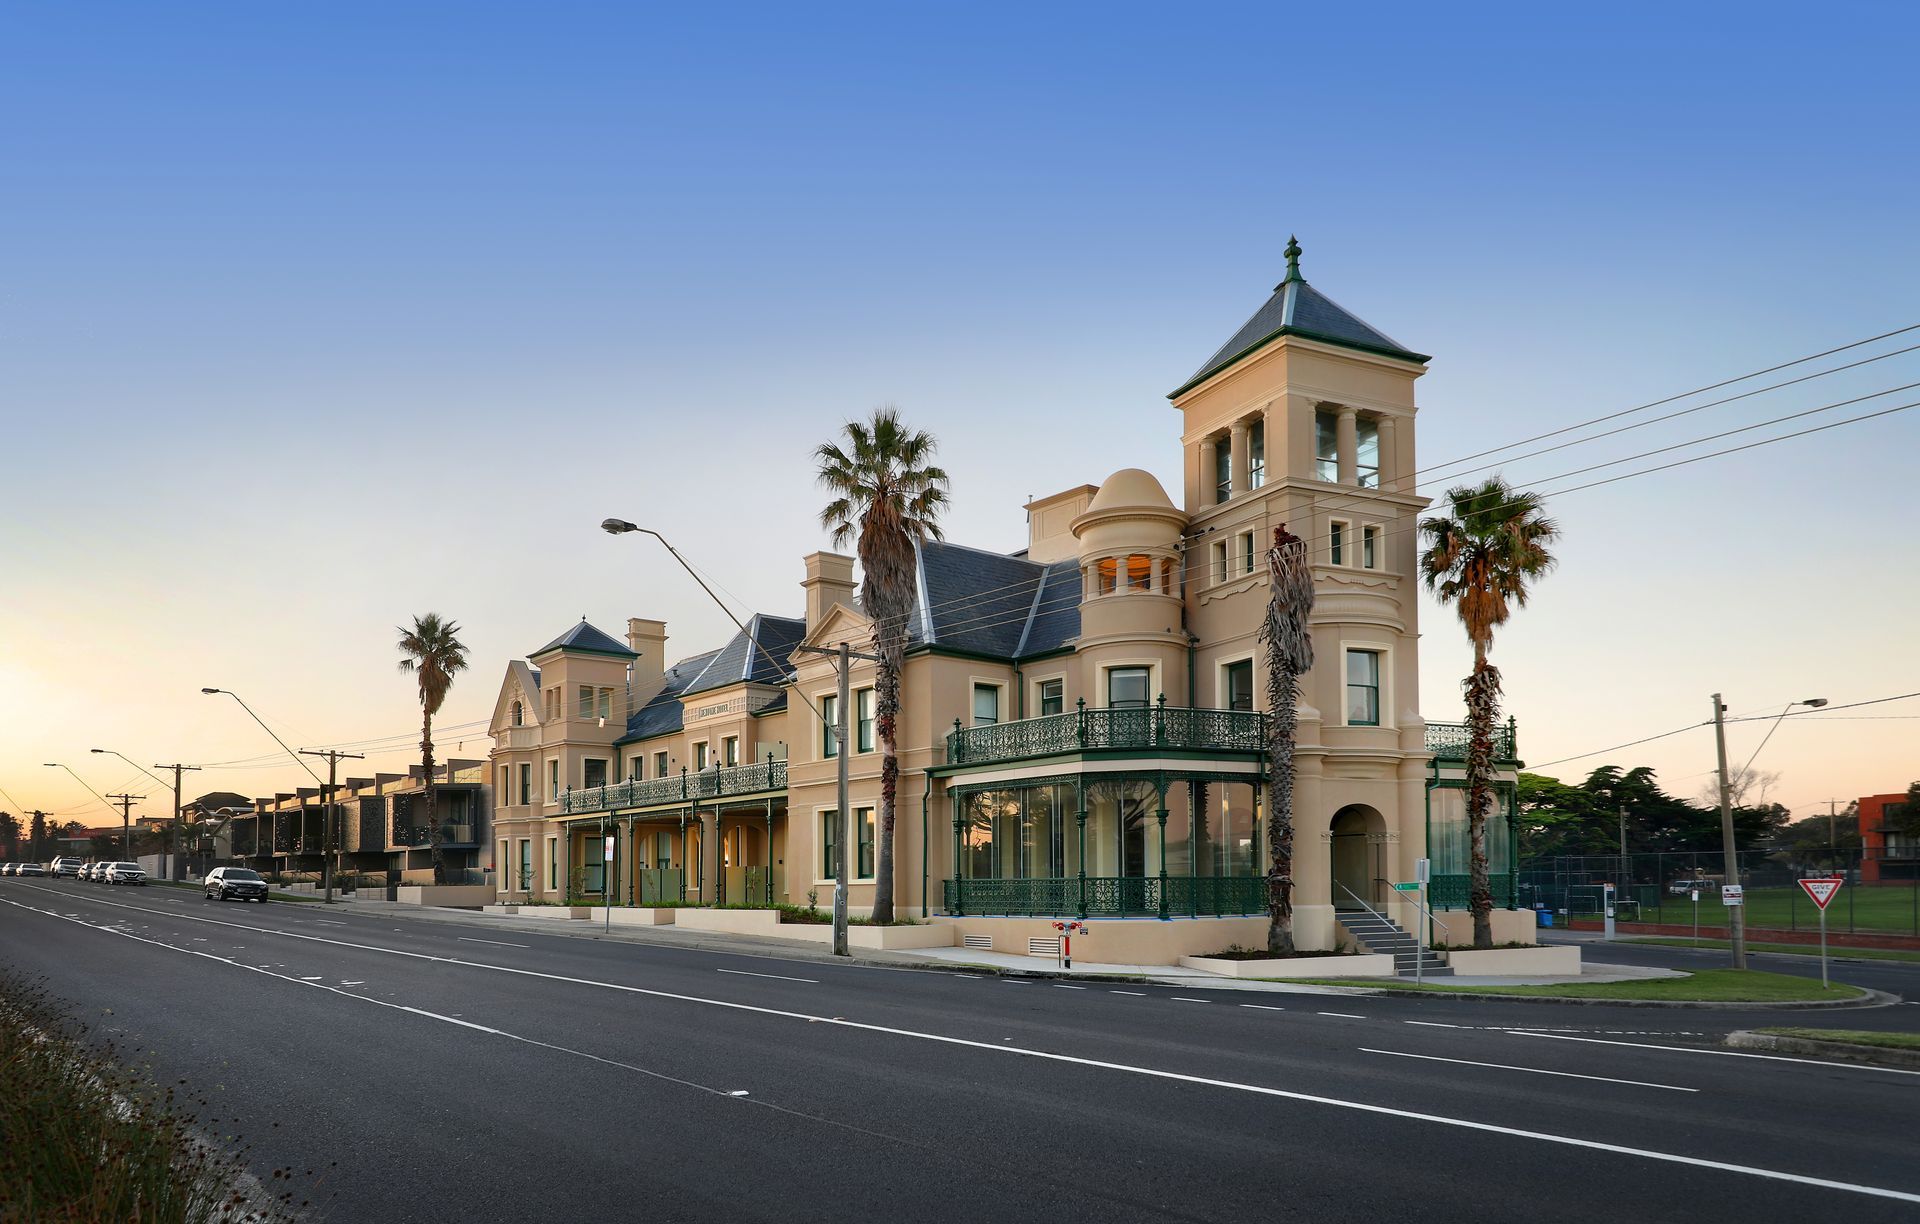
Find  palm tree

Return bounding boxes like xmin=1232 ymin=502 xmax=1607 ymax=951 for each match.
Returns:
xmin=0 ymin=811 xmax=18 ymax=863
xmin=816 ymin=407 xmax=950 ymax=925
xmin=1420 ymin=477 xmax=1558 ymax=948
xmin=1260 ymin=525 xmax=1316 ymax=955
xmin=397 ymin=614 xmax=470 ymax=885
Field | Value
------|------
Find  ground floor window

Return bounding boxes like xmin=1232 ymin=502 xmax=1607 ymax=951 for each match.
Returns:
xmin=957 ymin=777 xmax=1262 ymax=881
xmin=1427 ymin=784 xmax=1517 ymax=908
xmin=582 ymin=835 xmax=605 ymax=895
xmin=855 ymin=807 xmax=875 ymax=879
xmin=517 ymin=839 xmax=531 ymax=892
xmin=820 ymin=810 xmax=839 ymax=879
xmin=546 ymin=835 xmax=558 ymax=891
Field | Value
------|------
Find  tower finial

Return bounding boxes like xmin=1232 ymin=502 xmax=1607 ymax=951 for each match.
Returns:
xmin=1282 ymin=235 xmax=1304 ymax=285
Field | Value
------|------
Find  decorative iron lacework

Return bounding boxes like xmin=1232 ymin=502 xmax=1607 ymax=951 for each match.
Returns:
xmin=946 ymin=700 xmax=1267 ymax=767
xmin=943 ymin=875 xmax=1264 ymax=918
xmin=563 ymin=758 xmax=788 ymax=815
xmin=1424 ymin=719 xmax=1518 ymax=762
xmin=945 ymin=768 xmax=1263 ymax=803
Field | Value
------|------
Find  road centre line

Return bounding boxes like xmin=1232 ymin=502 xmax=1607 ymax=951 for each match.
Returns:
xmin=1318 ymin=1012 xmax=1366 ymax=1019
xmin=716 ymin=968 xmax=819 ymax=984
xmin=1405 ymin=1021 xmax=1462 ymax=1028
xmin=7 ymin=893 xmax=1916 ymax=1206
xmin=458 ymin=937 xmax=531 ymax=948
xmin=1053 ymin=984 xmax=1085 ymax=990
xmin=1109 ymin=990 xmax=1145 ymax=996
xmin=1239 ymin=1004 xmax=1286 ymax=1011
xmin=1361 ymin=1048 xmax=1699 ymax=1093
xmin=1169 ymin=997 xmax=1210 ymax=1003
xmin=1509 ymin=1031 xmax=1920 ymax=1077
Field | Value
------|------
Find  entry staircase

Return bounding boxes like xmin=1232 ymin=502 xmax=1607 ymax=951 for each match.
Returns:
xmin=1337 ymin=910 xmax=1451 ymax=978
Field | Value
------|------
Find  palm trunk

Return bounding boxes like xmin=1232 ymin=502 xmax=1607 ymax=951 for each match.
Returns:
xmin=424 ymin=708 xmax=444 ymax=886
xmin=1463 ymin=645 xmax=1502 ymax=949
xmin=871 ymin=650 xmax=900 ymax=925
xmin=1266 ymin=661 xmax=1298 ymax=956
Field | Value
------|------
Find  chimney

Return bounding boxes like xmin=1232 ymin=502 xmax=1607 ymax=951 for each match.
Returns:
xmin=626 ymin=617 xmax=668 ymax=706
xmin=802 ymin=552 xmax=856 ymax=631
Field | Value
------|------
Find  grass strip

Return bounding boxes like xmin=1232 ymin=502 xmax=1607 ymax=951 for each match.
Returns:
xmin=1753 ymin=1027 xmax=1920 ymax=1050
xmin=1622 ymin=936 xmax=1920 ymax=964
xmin=1284 ymin=969 xmax=1865 ymax=1002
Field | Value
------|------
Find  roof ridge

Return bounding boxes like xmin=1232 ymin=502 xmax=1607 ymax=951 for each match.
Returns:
xmin=1013 ymin=563 xmax=1048 ymax=658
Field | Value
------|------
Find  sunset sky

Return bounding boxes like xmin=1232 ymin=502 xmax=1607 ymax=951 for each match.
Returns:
xmin=4 ymin=3 xmax=1916 ymax=828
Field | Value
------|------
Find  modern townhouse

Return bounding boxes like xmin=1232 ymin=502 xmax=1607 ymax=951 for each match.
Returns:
xmin=228 ymin=761 xmax=491 ymax=883
xmin=485 ymin=245 xmax=1529 ymax=963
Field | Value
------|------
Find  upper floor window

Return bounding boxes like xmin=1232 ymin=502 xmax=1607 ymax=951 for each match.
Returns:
xmin=1240 ymin=531 xmax=1256 ymax=576
xmin=1345 ymin=650 xmax=1381 ymax=726
xmin=1315 ymin=410 xmax=1339 ymax=482
xmin=1213 ymin=438 xmax=1231 ymax=504
xmin=510 ymin=701 xmax=523 ymax=727
xmin=1107 ymin=666 xmax=1151 ymax=710
xmin=972 ymin=684 xmax=1001 ymax=727
xmin=694 ymin=741 xmax=710 ymax=770
xmin=1211 ymin=540 xmax=1229 ymax=584
xmin=1248 ymin=421 xmax=1265 ymax=490
xmin=518 ymin=763 xmax=531 ymax=806
xmin=1224 ymin=660 xmax=1254 ymax=712
xmin=653 ymin=750 xmax=668 ymax=778
xmin=1330 ymin=520 xmax=1347 ymax=566
xmin=583 ymin=758 xmax=608 ymax=789
xmin=629 ymin=755 xmax=643 ymax=781
xmin=1356 ymin=417 xmax=1380 ymax=489
xmin=855 ymin=688 xmax=875 ymax=753
xmin=547 ymin=759 xmax=559 ymax=800
xmin=722 ymin=736 xmax=739 ymax=767
xmin=821 ymin=693 xmax=840 ymax=758
xmin=578 ymin=685 xmax=594 ymax=719
xmin=598 ymin=688 xmax=614 ymax=721
xmin=1362 ymin=525 xmax=1379 ymax=569
xmin=1126 ymin=555 xmax=1152 ymax=592
xmin=1038 ymin=678 xmax=1064 ymax=717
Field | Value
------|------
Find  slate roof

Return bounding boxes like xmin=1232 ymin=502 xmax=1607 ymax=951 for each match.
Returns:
xmin=530 ymin=619 xmax=636 ymax=659
xmin=615 ymin=615 xmax=806 ymax=745
xmin=1171 ymin=241 xmax=1428 ymax=398
xmin=912 ymin=540 xmax=1080 ymax=659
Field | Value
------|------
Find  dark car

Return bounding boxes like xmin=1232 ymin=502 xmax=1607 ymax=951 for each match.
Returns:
xmin=204 ymin=867 xmax=269 ymax=902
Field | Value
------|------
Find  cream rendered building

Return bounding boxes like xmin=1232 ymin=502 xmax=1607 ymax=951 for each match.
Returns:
xmin=485 ymin=244 xmax=1527 ymax=964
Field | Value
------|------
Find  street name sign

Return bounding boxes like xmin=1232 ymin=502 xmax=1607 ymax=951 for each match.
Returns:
xmin=1798 ymin=877 xmax=1843 ymax=910
xmin=1721 ymin=884 xmax=1744 ymax=906
xmin=1392 ymin=882 xmax=1420 ymax=892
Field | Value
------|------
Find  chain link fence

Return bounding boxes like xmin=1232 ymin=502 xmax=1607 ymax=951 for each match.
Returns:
xmin=1519 ymin=847 xmax=1920 ymax=937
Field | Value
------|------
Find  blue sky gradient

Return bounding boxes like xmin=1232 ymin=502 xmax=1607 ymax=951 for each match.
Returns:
xmin=4 ymin=3 xmax=1916 ymax=819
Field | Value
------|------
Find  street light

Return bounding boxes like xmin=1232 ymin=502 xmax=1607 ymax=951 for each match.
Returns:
xmin=601 ymin=519 xmax=862 ymax=954
xmin=203 ymin=688 xmax=331 ymax=897
xmin=92 ymin=749 xmax=198 ymax=881
xmin=1712 ymin=695 xmax=1827 ymax=971
xmin=44 ymin=762 xmax=128 ymax=858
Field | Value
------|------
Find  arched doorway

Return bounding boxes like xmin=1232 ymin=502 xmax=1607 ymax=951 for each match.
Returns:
xmin=1329 ymin=804 xmax=1386 ymax=910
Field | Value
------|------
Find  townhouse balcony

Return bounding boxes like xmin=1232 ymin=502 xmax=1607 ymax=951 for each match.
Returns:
xmin=1423 ymin=718 xmax=1518 ymax=763
xmin=562 ymin=757 xmax=789 ymax=816
xmin=945 ymin=700 xmax=1267 ymax=769
xmin=392 ymin=821 xmax=479 ymax=848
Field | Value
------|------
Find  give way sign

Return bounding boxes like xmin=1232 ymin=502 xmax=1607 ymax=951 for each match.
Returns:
xmin=1798 ymin=877 xmax=1844 ymax=910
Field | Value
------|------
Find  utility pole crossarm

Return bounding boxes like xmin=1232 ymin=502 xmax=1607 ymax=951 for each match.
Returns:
xmin=300 ymin=749 xmax=366 ymax=904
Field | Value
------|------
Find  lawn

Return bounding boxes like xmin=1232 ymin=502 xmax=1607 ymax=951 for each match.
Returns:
xmin=1756 ymin=1027 xmax=1920 ymax=1051
xmin=1624 ymin=936 xmax=1920 ymax=964
xmin=1292 ymin=969 xmax=1865 ymax=1002
xmin=1626 ymin=885 xmax=1919 ymax=936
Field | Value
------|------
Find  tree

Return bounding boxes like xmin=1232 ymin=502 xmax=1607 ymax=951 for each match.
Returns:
xmin=1420 ymin=477 xmax=1559 ymax=948
xmin=1697 ymin=765 xmax=1781 ymax=810
xmin=28 ymin=811 xmax=47 ymax=860
xmin=0 ymin=811 xmax=18 ymax=861
xmin=815 ymin=407 xmax=949 ymax=925
xmin=1259 ymin=525 xmax=1315 ymax=955
xmin=1885 ymin=782 xmax=1920 ymax=842
xmin=398 ymin=614 xmax=470 ymax=885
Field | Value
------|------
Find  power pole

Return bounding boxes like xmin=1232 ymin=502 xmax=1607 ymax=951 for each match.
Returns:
xmin=154 ymin=763 xmax=202 ymax=882
xmin=1811 ymin=798 xmax=1849 ymax=857
xmin=1711 ymin=693 xmax=1745 ymax=970
xmin=105 ymin=793 xmax=145 ymax=861
xmin=300 ymin=749 xmax=365 ymax=904
xmin=796 ymin=640 xmax=881 ymax=957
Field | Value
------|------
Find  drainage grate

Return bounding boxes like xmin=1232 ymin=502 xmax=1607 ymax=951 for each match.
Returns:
xmin=962 ymin=934 xmax=993 ymax=950
xmin=1028 ymin=937 xmax=1062 ymax=957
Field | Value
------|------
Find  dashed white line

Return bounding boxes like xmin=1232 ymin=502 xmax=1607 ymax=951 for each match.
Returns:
xmin=1318 ymin=1012 xmax=1366 ymax=1019
xmin=1240 ymin=1004 xmax=1287 ymax=1012
xmin=1509 ymin=1031 xmax=1920 ymax=1076
xmin=1053 ymin=984 xmax=1086 ymax=990
xmin=715 ymin=968 xmax=818 ymax=984
xmin=1405 ymin=1021 xmax=1462 ymax=1028
xmin=459 ymin=937 xmax=531 ymax=948
xmin=1109 ymin=990 xmax=1145 ymax=996
xmin=1170 ymin=997 xmax=1211 ymax=1003
xmin=1362 ymin=1048 xmax=1699 ymax=1093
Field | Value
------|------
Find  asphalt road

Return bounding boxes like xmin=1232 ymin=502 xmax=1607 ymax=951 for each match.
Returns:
xmin=4 ymin=879 xmax=1918 ymax=1224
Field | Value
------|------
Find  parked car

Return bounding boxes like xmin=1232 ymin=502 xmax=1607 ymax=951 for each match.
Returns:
xmin=78 ymin=862 xmax=98 ymax=882
xmin=1 ymin=863 xmax=15 ymax=876
xmin=204 ymin=867 xmax=269 ymax=903
xmin=51 ymin=857 xmax=82 ymax=878
xmin=104 ymin=862 xmax=147 ymax=886
xmin=1669 ymin=878 xmax=1717 ymax=895
xmin=17 ymin=864 xmax=47 ymax=877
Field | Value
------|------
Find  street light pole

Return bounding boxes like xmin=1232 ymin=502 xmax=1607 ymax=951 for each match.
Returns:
xmin=1711 ymin=693 xmax=1745 ymax=969
xmin=45 ymin=763 xmax=124 ymax=855
xmin=92 ymin=749 xmax=194 ymax=880
xmin=203 ymin=688 xmax=329 ymax=893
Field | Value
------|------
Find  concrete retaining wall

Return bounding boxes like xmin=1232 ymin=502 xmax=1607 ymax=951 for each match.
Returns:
xmin=1443 ymin=945 xmax=1582 ymax=976
xmin=673 ymin=908 xmax=786 ymax=935
xmin=394 ymin=884 xmax=496 ymax=908
xmin=775 ymin=922 xmax=957 ymax=949
xmin=932 ymin=915 xmax=1273 ymax=966
xmin=1180 ymin=953 xmax=1396 ymax=978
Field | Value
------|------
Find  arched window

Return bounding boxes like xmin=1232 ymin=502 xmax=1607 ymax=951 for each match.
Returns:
xmin=510 ymin=701 xmax=524 ymax=727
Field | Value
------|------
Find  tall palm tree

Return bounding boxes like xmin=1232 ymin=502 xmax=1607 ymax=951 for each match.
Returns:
xmin=816 ymin=407 xmax=949 ymax=925
xmin=398 ymin=613 xmax=470 ymax=885
xmin=1260 ymin=526 xmax=1316 ymax=955
xmin=0 ymin=811 xmax=19 ymax=863
xmin=1420 ymin=477 xmax=1558 ymax=948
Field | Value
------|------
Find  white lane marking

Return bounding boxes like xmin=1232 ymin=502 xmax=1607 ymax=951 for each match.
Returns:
xmin=1509 ymin=1032 xmax=1920 ymax=1077
xmin=9 ymin=895 xmax=1917 ymax=1207
xmin=1240 ymin=1004 xmax=1286 ymax=1012
xmin=300 ymin=976 xmax=323 ymax=981
xmin=715 ymin=968 xmax=818 ymax=984
xmin=458 ymin=937 xmax=531 ymax=949
xmin=1317 ymin=1012 xmax=1366 ymax=1019
xmin=1361 ymin=1048 xmax=1698 ymax=1093
xmin=1109 ymin=991 xmax=1145 ymax=996
xmin=313 ymin=920 xmax=347 ymax=927
xmin=1053 ymin=984 xmax=1086 ymax=990
xmin=1405 ymin=1021 xmax=1462 ymax=1028
xmin=341 ymin=981 xmax=364 ymax=986
xmin=1170 ymin=997 xmax=1210 ymax=1003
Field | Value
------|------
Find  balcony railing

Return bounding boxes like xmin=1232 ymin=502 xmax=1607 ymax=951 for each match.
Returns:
xmin=946 ymin=699 xmax=1268 ymax=768
xmin=1424 ymin=718 xmax=1519 ymax=763
xmin=500 ymin=727 xmax=539 ymax=750
xmin=563 ymin=757 xmax=789 ymax=815
xmin=392 ymin=822 xmax=478 ymax=848
xmin=944 ymin=875 xmax=1265 ymax=918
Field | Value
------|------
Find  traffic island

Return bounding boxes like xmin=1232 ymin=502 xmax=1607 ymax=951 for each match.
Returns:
xmin=1728 ymin=1028 xmax=1920 ymax=1068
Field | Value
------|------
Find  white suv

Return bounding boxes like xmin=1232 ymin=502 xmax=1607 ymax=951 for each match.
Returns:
xmin=51 ymin=857 xmax=83 ymax=879
xmin=104 ymin=862 xmax=148 ymax=886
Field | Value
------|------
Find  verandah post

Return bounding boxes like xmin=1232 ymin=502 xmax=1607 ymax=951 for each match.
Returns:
xmin=1076 ymin=791 xmax=1089 ymax=919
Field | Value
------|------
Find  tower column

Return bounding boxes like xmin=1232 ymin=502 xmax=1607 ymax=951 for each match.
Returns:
xmin=1229 ymin=421 xmax=1250 ymax=496
xmin=1336 ymin=406 xmax=1359 ymax=486
xmin=1378 ymin=415 xmax=1400 ymax=492
xmin=1198 ymin=437 xmax=1219 ymax=506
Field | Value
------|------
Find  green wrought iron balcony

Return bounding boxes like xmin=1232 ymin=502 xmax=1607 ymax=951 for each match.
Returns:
xmin=945 ymin=698 xmax=1267 ymax=769
xmin=1423 ymin=718 xmax=1519 ymax=763
xmin=563 ymin=757 xmax=788 ymax=815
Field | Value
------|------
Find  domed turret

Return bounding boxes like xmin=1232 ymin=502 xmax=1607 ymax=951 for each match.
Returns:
xmin=1072 ymin=469 xmax=1187 ymax=602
